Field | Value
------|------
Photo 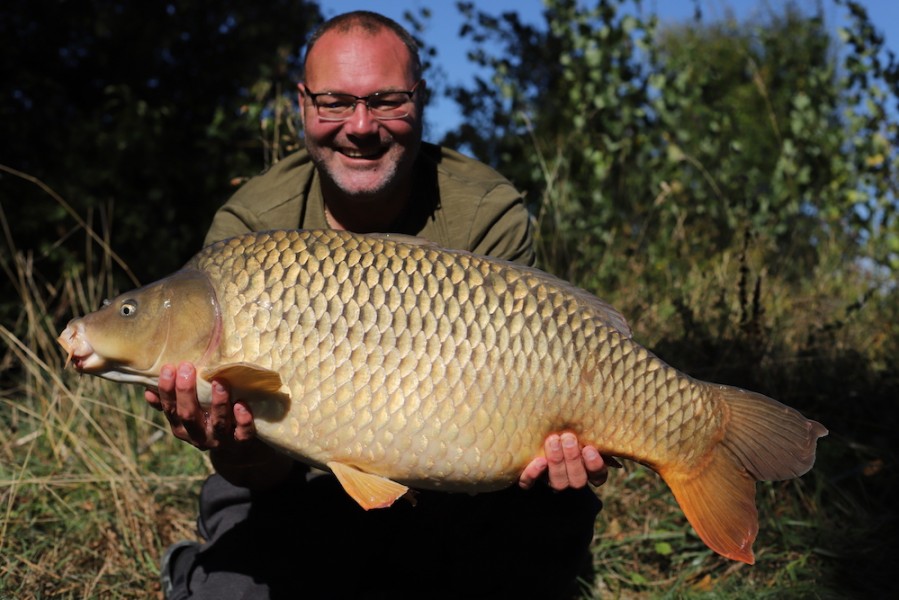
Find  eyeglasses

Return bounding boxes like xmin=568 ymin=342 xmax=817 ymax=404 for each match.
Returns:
xmin=304 ymin=81 xmax=422 ymax=122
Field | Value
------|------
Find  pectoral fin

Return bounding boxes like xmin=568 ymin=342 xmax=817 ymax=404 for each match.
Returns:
xmin=327 ymin=461 xmax=410 ymax=510
xmin=200 ymin=363 xmax=291 ymax=421
xmin=201 ymin=363 xmax=288 ymax=395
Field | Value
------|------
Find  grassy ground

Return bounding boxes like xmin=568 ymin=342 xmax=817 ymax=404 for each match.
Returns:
xmin=0 ymin=245 xmax=206 ymax=597
xmin=1 ymin=223 xmax=896 ymax=598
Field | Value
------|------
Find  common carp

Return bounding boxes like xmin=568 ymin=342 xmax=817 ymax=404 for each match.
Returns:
xmin=58 ymin=229 xmax=826 ymax=564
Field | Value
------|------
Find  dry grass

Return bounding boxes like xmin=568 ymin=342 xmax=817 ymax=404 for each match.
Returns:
xmin=0 ymin=209 xmax=208 ymax=598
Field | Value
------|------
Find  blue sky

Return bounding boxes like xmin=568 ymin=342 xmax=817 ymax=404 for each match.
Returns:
xmin=317 ymin=1 xmax=899 ymax=140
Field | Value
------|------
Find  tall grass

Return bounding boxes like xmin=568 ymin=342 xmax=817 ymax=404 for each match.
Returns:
xmin=2 ymin=173 xmax=897 ymax=598
xmin=0 ymin=189 xmax=208 ymax=597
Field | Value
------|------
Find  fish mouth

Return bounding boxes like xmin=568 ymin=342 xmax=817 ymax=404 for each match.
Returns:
xmin=69 ymin=352 xmax=103 ymax=371
xmin=57 ymin=321 xmax=103 ymax=372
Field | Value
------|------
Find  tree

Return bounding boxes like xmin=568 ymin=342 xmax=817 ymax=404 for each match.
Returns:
xmin=446 ymin=0 xmax=657 ymax=287
xmin=0 ymin=0 xmax=322 ymax=291
xmin=445 ymin=0 xmax=898 ymax=292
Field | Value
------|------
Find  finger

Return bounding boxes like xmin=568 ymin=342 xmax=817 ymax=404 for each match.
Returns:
xmin=158 ymin=364 xmax=177 ymax=417
xmin=158 ymin=365 xmax=190 ymax=442
xmin=545 ymin=434 xmax=569 ymax=491
xmin=144 ymin=389 xmax=163 ymax=411
xmin=582 ymin=446 xmax=609 ymax=487
xmin=208 ymin=380 xmax=233 ymax=443
xmin=233 ymin=401 xmax=257 ymax=442
xmin=518 ymin=457 xmax=548 ymax=490
xmin=560 ymin=432 xmax=588 ymax=489
xmin=174 ymin=362 xmax=206 ymax=444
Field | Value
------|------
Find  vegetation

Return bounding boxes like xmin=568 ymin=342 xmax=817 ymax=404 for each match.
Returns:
xmin=0 ymin=0 xmax=321 ymax=290
xmin=445 ymin=0 xmax=898 ymax=597
xmin=0 ymin=217 xmax=207 ymax=596
xmin=2 ymin=0 xmax=897 ymax=597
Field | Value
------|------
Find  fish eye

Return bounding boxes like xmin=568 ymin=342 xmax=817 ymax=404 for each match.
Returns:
xmin=120 ymin=300 xmax=138 ymax=317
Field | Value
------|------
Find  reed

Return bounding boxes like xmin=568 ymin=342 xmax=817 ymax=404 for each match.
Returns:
xmin=0 ymin=198 xmax=207 ymax=597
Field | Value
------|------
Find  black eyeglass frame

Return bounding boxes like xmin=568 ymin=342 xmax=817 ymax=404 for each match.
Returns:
xmin=303 ymin=80 xmax=424 ymax=122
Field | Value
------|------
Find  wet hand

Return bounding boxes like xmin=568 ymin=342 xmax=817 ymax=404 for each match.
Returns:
xmin=144 ymin=362 xmax=256 ymax=450
xmin=519 ymin=432 xmax=609 ymax=491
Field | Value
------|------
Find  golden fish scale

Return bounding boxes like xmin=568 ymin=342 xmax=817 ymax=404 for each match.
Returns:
xmin=191 ymin=230 xmax=721 ymax=490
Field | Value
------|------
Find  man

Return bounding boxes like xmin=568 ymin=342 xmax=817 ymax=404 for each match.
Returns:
xmin=150 ymin=11 xmax=608 ymax=599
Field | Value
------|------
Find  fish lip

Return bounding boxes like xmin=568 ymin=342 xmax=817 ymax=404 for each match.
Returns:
xmin=57 ymin=321 xmax=102 ymax=372
xmin=66 ymin=349 xmax=103 ymax=372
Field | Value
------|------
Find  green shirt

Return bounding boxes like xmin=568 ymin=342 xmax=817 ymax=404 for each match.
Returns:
xmin=204 ymin=142 xmax=535 ymax=267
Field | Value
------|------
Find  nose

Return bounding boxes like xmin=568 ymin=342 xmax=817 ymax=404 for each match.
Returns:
xmin=342 ymin=102 xmax=379 ymax=136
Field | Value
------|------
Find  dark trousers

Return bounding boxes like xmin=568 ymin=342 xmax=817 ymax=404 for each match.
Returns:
xmin=170 ymin=465 xmax=601 ymax=599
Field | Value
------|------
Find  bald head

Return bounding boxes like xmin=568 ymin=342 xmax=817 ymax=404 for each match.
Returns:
xmin=303 ymin=11 xmax=422 ymax=81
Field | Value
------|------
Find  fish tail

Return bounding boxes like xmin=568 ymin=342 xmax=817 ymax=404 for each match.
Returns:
xmin=660 ymin=385 xmax=827 ymax=564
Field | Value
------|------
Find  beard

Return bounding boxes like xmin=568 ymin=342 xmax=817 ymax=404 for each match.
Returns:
xmin=306 ymin=130 xmax=422 ymax=202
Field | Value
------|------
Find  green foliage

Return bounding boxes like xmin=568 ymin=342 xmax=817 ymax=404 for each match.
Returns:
xmin=446 ymin=0 xmax=898 ymax=288
xmin=0 ymin=0 xmax=322 ymax=289
xmin=447 ymin=0 xmax=899 ymax=597
xmin=448 ymin=0 xmax=658 ymax=287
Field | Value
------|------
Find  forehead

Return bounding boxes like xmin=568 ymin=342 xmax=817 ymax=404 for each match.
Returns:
xmin=305 ymin=28 xmax=415 ymax=93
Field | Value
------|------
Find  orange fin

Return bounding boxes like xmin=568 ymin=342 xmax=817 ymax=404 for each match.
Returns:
xmin=662 ymin=446 xmax=759 ymax=563
xmin=327 ymin=461 xmax=410 ymax=510
xmin=662 ymin=385 xmax=827 ymax=564
xmin=200 ymin=363 xmax=291 ymax=421
xmin=716 ymin=385 xmax=827 ymax=481
xmin=201 ymin=363 xmax=288 ymax=395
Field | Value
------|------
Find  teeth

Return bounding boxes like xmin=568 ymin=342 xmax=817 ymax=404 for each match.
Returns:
xmin=342 ymin=148 xmax=382 ymax=158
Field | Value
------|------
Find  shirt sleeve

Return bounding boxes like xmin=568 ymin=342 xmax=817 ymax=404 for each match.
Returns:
xmin=427 ymin=144 xmax=536 ymax=267
xmin=203 ymin=204 xmax=257 ymax=246
xmin=202 ymin=152 xmax=313 ymax=247
xmin=467 ymin=183 xmax=536 ymax=268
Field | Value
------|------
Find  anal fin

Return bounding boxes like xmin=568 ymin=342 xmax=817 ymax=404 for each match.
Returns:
xmin=327 ymin=461 xmax=410 ymax=510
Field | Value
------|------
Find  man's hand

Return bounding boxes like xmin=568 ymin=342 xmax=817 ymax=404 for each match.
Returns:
xmin=144 ymin=362 xmax=294 ymax=488
xmin=144 ymin=362 xmax=256 ymax=450
xmin=519 ymin=432 xmax=609 ymax=491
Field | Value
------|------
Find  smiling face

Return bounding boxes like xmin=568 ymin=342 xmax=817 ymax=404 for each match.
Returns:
xmin=298 ymin=27 xmax=424 ymax=219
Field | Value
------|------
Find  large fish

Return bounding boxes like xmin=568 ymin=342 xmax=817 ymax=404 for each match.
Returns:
xmin=58 ymin=229 xmax=826 ymax=563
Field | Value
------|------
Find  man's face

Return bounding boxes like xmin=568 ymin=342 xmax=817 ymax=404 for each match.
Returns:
xmin=299 ymin=29 xmax=423 ymax=201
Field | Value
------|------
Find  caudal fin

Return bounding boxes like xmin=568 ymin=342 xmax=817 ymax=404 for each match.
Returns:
xmin=660 ymin=385 xmax=827 ymax=564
